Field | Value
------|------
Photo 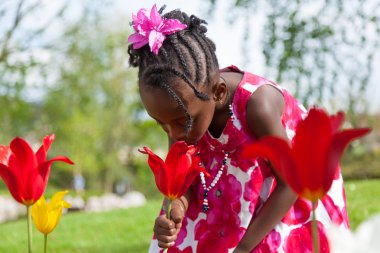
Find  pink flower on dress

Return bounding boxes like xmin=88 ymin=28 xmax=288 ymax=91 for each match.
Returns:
xmin=195 ymin=219 xmax=244 ymax=253
xmin=253 ymin=229 xmax=281 ymax=253
xmin=282 ymin=198 xmax=313 ymax=225
xmin=243 ymin=167 xmax=263 ymax=214
xmin=174 ymin=214 xmax=188 ymax=246
xmin=128 ymin=4 xmax=187 ymax=54
xmin=283 ymin=221 xmax=330 ymax=253
xmin=321 ymin=195 xmax=344 ymax=226
xmin=194 ymin=174 xmax=243 ymax=252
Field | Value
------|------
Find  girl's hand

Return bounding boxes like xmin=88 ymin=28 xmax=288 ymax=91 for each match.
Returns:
xmin=154 ymin=201 xmax=184 ymax=248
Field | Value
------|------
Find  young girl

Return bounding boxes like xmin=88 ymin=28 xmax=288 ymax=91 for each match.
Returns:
xmin=128 ymin=5 xmax=349 ymax=253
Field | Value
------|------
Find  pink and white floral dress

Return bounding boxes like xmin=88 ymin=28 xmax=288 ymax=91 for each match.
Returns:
xmin=148 ymin=66 xmax=349 ymax=253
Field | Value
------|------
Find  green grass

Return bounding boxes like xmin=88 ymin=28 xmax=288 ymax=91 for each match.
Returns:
xmin=0 ymin=179 xmax=379 ymax=252
xmin=345 ymin=179 xmax=380 ymax=229
xmin=0 ymin=199 xmax=162 ymax=253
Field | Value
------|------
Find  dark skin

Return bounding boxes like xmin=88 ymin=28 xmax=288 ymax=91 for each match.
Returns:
xmin=139 ymin=71 xmax=297 ymax=252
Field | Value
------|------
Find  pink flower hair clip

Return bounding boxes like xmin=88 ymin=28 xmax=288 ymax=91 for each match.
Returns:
xmin=128 ymin=4 xmax=187 ymax=55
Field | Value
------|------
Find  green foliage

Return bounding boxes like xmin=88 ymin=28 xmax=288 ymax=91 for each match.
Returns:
xmin=0 ymin=2 xmax=166 ymax=192
xmin=207 ymin=0 xmax=380 ymax=119
xmin=341 ymin=147 xmax=380 ymax=180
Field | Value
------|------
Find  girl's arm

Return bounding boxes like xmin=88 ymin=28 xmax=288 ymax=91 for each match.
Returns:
xmin=234 ymin=85 xmax=298 ymax=252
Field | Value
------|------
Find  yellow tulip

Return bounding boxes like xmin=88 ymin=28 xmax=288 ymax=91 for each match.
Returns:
xmin=32 ymin=190 xmax=71 ymax=235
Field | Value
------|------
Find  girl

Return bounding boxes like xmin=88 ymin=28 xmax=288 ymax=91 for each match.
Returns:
xmin=128 ymin=5 xmax=349 ymax=253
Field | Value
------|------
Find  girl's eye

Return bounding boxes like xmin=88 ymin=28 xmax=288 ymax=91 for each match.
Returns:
xmin=176 ymin=119 xmax=187 ymax=127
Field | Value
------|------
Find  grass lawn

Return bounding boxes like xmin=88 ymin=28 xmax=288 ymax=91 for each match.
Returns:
xmin=345 ymin=179 xmax=380 ymax=229
xmin=0 ymin=179 xmax=379 ymax=252
xmin=0 ymin=199 xmax=162 ymax=253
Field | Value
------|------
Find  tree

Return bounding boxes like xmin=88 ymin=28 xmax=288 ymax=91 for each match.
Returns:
xmin=0 ymin=0 xmax=69 ymax=142
xmin=1 ymin=1 xmax=166 ymax=192
xmin=41 ymin=6 xmax=166 ymax=191
xmin=207 ymin=0 xmax=380 ymax=125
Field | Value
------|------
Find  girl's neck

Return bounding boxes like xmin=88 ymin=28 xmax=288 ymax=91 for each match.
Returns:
xmin=207 ymin=72 xmax=243 ymax=138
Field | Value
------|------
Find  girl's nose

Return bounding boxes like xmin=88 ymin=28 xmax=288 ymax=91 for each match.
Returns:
xmin=167 ymin=126 xmax=186 ymax=142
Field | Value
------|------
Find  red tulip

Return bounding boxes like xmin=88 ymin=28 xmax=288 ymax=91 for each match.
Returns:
xmin=139 ymin=141 xmax=209 ymax=200
xmin=243 ymin=107 xmax=370 ymax=201
xmin=0 ymin=134 xmax=74 ymax=206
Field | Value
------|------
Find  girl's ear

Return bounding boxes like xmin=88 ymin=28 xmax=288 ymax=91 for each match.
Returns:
xmin=211 ymin=77 xmax=228 ymax=103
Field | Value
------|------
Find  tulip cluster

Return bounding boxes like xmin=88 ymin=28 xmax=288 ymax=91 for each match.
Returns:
xmin=0 ymin=134 xmax=74 ymax=253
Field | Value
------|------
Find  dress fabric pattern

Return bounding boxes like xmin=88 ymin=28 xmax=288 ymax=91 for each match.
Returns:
xmin=148 ymin=66 xmax=349 ymax=253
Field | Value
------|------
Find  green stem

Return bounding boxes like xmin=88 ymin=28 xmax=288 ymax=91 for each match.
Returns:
xmin=44 ymin=234 xmax=47 ymax=253
xmin=163 ymin=199 xmax=172 ymax=253
xmin=311 ymin=201 xmax=320 ymax=253
xmin=27 ymin=206 xmax=32 ymax=253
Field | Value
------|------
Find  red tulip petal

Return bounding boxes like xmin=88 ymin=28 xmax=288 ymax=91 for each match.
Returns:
xmin=36 ymin=134 xmax=55 ymax=164
xmin=186 ymin=145 xmax=198 ymax=157
xmin=139 ymin=147 xmax=169 ymax=197
xmin=178 ymin=165 xmax=208 ymax=199
xmin=0 ymin=146 xmax=11 ymax=166
xmin=329 ymin=111 xmax=344 ymax=134
xmin=242 ymin=137 xmax=300 ymax=193
xmin=32 ymin=155 xmax=74 ymax=202
xmin=47 ymin=155 xmax=74 ymax=165
xmin=165 ymin=142 xmax=192 ymax=199
xmin=8 ymin=138 xmax=38 ymax=202
xmin=139 ymin=147 xmax=165 ymax=175
xmin=292 ymin=108 xmax=332 ymax=194
xmin=165 ymin=141 xmax=192 ymax=169
xmin=325 ymin=128 xmax=371 ymax=192
xmin=9 ymin=137 xmax=38 ymax=174
xmin=0 ymin=164 xmax=23 ymax=203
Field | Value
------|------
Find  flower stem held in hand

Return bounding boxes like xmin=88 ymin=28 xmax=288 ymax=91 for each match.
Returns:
xmin=27 ymin=206 xmax=32 ymax=253
xmin=163 ymin=199 xmax=172 ymax=253
xmin=311 ymin=201 xmax=320 ymax=253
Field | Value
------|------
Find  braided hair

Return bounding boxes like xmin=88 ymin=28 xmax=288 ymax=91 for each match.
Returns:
xmin=128 ymin=7 xmax=219 ymax=134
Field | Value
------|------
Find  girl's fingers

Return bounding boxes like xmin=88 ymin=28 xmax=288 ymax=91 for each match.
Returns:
xmin=156 ymin=234 xmax=177 ymax=248
xmin=154 ymin=213 xmax=182 ymax=248
xmin=156 ymin=215 xmax=175 ymax=229
xmin=154 ymin=224 xmax=177 ymax=236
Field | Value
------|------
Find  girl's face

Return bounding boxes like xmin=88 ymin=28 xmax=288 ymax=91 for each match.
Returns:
xmin=139 ymin=80 xmax=216 ymax=144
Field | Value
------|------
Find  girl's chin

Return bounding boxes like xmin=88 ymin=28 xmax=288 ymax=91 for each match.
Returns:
xmin=185 ymin=137 xmax=201 ymax=145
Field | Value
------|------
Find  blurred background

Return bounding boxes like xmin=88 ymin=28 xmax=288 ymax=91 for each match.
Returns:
xmin=0 ymin=0 xmax=380 ymax=195
xmin=0 ymin=0 xmax=379 ymax=252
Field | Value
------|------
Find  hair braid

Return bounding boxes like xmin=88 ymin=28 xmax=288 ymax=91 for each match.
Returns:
xmin=143 ymin=65 xmax=210 ymax=100
xmin=160 ymin=82 xmax=193 ymax=134
xmin=169 ymin=34 xmax=192 ymax=80
xmin=177 ymin=32 xmax=202 ymax=84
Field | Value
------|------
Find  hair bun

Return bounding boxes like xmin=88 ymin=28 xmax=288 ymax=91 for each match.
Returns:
xmin=189 ymin=15 xmax=208 ymax=34
xmin=163 ymin=9 xmax=208 ymax=34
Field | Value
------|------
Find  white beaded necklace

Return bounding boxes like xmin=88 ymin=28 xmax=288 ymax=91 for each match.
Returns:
xmin=199 ymin=103 xmax=234 ymax=212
